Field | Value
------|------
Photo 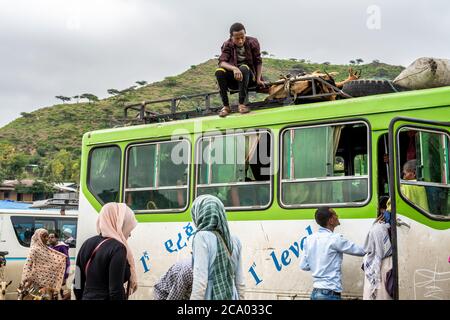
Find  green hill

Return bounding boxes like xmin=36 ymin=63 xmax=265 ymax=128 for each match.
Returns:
xmin=0 ymin=58 xmax=404 ymax=184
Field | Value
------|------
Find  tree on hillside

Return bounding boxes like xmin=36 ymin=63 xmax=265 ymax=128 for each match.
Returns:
xmin=119 ymin=86 xmax=138 ymax=101
xmin=261 ymin=51 xmax=269 ymax=57
xmin=17 ymin=180 xmax=54 ymax=196
xmin=20 ymin=112 xmax=34 ymax=118
xmin=349 ymin=60 xmax=356 ymax=65
xmin=375 ymin=68 xmax=389 ymax=78
xmin=165 ymin=76 xmax=178 ymax=87
xmin=72 ymin=95 xmax=81 ymax=103
xmin=110 ymin=86 xmax=137 ymax=109
xmin=80 ymin=93 xmax=99 ymax=104
xmin=55 ymin=96 xmax=71 ymax=104
xmin=0 ymin=143 xmax=31 ymax=180
xmin=10 ymin=154 xmax=29 ymax=180
xmin=323 ymin=62 xmax=331 ymax=66
xmin=372 ymin=59 xmax=381 ymax=65
xmin=1 ymin=153 xmax=29 ymax=181
xmin=107 ymin=89 xmax=120 ymax=96
xmin=71 ymin=161 xmax=80 ymax=183
xmin=44 ymin=149 xmax=78 ymax=183
xmin=120 ymin=86 xmax=137 ymax=94
xmin=0 ymin=143 xmax=15 ymax=180
xmin=135 ymin=81 xmax=147 ymax=86
xmin=356 ymin=58 xmax=364 ymax=65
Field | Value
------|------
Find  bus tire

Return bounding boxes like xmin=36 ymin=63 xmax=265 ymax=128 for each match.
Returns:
xmin=342 ymin=79 xmax=408 ymax=97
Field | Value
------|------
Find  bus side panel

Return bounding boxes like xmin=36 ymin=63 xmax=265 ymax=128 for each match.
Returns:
xmin=0 ymin=214 xmax=29 ymax=299
xmin=397 ymin=214 xmax=450 ymax=299
xmin=128 ymin=219 xmax=373 ymax=300
xmin=229 ymin=219 xmax=373 ymax=299
xmin=77 ymin=190 xmax=374 ymax=300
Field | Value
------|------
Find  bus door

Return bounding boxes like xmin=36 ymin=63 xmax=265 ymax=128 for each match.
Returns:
xmin=388 ymin=117 xmax=450 ymax=300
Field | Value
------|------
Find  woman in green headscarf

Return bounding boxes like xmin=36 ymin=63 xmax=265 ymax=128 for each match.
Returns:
xmin=190 ymin=194 xmax=245 ymax=300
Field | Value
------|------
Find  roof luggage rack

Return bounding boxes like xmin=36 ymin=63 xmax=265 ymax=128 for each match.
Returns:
xmin=123 ymin=76 xmax=352 ymax=124
xmin=30 ymin=192 xmax=78 ymax=214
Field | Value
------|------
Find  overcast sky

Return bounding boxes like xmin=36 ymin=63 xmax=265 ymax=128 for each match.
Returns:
xmin=0 ymin=0 xmax=449 ymax=127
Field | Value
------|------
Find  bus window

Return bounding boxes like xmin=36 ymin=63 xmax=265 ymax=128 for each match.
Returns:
xmin=398 ymin=128 xmax=450 ymax=218
xmin=377 ymin=134 xmax=390 ymax=197
xmin=57 ymin=218 xmax=77 ymax=248
xmin=11 ymin=216 xmax=34 ymax=247
xmin=281 ymin=121 xmax=369 ymax=207
xmin=34 ymin=219 xmax=56 ymax=234
xmin=196 ymin=130 xmax=272 ymax=209
xmin=125 ymin=140 xmax=190 ymax=213
xmin=88 ymin=146 xmax=121 ymax=204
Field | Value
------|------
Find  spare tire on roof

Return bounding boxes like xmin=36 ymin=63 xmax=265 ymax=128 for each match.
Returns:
xmin=342 ymin=79 xmax=408 ymax=97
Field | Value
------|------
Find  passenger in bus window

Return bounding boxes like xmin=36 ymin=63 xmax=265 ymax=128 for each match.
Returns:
xmin=24 ymin=228 xmax=33 ymax=245
xmin=190 ymin=195 xmax=245 ymax=300
xmin=299 ymin=207 xmax=366 ymax=300
xmin=73 ymin=203 xmax=138 ymax=300
xmin=400 ymin=159 xmax=430 ymax=212
xmin=362 ymin=196 xmax=393 ymax=300
xmin=62 ymin=228 xmax=76 ymax=247
xmin=19 ymin=229 xmax=67 ymax=300
xmin=154 ymin=259 xmax=193 ymax=300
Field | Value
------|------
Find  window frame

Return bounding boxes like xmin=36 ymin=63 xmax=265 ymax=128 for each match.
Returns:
xmin=10 ymin=216 xmax=78 ymax=248
xmin=34 ymin=218 xmax=57 ymax=232
xmin=57 ymin=218 xmax=78 ymax=248
xmin=194 ymin=129 xmax=274 ymax=211
xmin=279 ymin=119 xmax=372 ymax=209
xmin=396 ymin=124 xmax=450 ymax=220
xmin=87 ymin=144 xmax=122 ymax=206
xmin=10 ymin=216 xmax=35 ymax=247
xmin=123 ymin=138 xmax=191 ymax=214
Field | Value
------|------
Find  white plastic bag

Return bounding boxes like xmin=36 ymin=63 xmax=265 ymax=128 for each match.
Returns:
xmin=393 ymin=57 xmax=450 ymax=89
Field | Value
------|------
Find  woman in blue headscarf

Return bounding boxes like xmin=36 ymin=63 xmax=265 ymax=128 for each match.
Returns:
xmin=190 ymin=194 xmax=245 ymax=300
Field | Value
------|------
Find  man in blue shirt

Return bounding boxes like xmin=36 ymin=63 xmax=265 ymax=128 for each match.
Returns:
xmin=300 ymin=207 xmax=365 ymax=300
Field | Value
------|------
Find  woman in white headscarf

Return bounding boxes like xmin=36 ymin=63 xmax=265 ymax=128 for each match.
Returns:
xmin=74 ymin=202 xmax=138 ymax=300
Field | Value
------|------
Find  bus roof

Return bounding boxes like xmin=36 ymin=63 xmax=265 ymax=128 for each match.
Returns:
xmin=84 ymin=86 xmax=450 ymax=145
xmin=0 ymin=209 xmax=78 ymax=217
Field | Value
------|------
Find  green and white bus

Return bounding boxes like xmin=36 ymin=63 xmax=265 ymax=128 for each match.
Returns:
xmin=77 ymin=86 xmax=450 ymax=299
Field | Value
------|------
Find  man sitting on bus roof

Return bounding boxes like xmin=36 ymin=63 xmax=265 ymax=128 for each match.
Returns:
xmin=216 ymin=22 xmax=266 ymax=117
